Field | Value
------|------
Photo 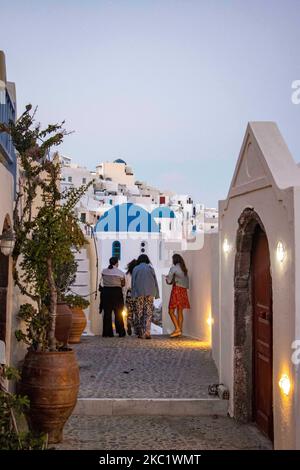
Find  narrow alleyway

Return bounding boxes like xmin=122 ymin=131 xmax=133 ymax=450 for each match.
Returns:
xmin=55 ymin=335 xmax=272 ymax=450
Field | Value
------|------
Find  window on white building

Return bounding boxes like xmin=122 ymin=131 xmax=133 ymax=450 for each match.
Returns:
xmin=68 ymin=176 xmax=72 ymax=183
xmin=140 ymin=241 xmax=148 ymax=254
xmin=112 ymin=241 xmax=121 ymax=260
xmin=82 ymin=177 xmax=86 ymax=184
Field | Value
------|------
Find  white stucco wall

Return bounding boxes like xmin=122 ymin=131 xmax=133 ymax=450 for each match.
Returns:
xmin=98 ymin=235 xmax=160 ymax=272
xmin=161 ymin=233 xmax=219 ymax=344
xmin=219 ymin=186 xmax=296 ymax=448
xmin=0 ymin=165 xmax=14 ymax=233
xmin=211 ymin=233 xmax=220 ymax=371
xmin=292 ymin=186 xmax=300 ymax=450
xmin=0 ymin=165 xmax=15 ymax=367
xmin=218 ymin=122 xmax=300 ymax=449
xmin=96 ymin=162 xmax=135 ymax=186
xmin=61 ymin=165 xmax=94 ymax=195
xmin=96 ymin=234 xmax=169 ymax=299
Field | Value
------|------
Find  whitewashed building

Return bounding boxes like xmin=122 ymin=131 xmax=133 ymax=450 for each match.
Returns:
xmin=164 ymin=122 xmax=300 ymax=449
xmin=0 ymin=51 xmax=17 ymax=367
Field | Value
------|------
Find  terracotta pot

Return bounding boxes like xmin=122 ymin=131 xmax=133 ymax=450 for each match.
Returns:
xmin=55 ymin=302 xmax=73 ymax=345
xmin=68 ymin=307 xmax=87 ymax=344
xmin=21 ymin=350 xmax=79 ymax=443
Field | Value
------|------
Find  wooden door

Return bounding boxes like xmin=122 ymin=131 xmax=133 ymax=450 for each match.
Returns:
xmin=252 ymin=227 xmax=273 ymax=441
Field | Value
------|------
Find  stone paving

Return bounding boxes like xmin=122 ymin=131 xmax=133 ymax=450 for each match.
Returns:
xmin=59 ymin=335 xmax=272 ymax=451
xmin=74 ymin=335 xmax=218 ymax=398
xmin=56 ymin=415 xmax=272 ymax=450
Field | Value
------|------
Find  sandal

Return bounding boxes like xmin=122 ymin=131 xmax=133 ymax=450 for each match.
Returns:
xmin=170 ymin=330 xmax=182 ymax=338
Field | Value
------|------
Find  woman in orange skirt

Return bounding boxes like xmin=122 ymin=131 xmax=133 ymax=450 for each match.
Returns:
xmin=166 ymin=254 xmax=190 ymax=337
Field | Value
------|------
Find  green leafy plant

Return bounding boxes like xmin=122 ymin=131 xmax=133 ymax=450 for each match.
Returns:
xmin=15 ymin=304 xmax=50 ymax=351
xmin=64 ymin=294 xmax=90 ymax=310
xmin=0 ymin=365 xmax=47 ymax=450
xmin=55 ymin=257 xmax=78 ymax=302
xmin=0 ymin=105 xmax=92 ymax=351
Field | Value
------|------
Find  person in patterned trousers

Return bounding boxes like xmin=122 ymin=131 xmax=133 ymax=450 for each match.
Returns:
xmin=131 ymin=254 xmax=159 ymax=339
xmin=124 ymin=259 xmax=138 ymax=335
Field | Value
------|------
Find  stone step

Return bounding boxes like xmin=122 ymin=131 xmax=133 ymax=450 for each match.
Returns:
xmin=75 ymin=398 xmax=228 ymax=417
xmin=76 ymin=260 xmax=89 ymax=271
xmin=74 ymin=272 xmax=90 ymax=285
xmin=71 ymin=285 xmax=90 ymax=296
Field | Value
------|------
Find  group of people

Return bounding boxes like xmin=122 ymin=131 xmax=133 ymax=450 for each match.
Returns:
xmin=99 ymin=253 xmax=190 ymax=339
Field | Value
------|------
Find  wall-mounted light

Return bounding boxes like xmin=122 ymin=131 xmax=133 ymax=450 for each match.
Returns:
xmin=206 ymin=317 xmax=214 ymax=326
xmin=279 ymin=374 xmax=291 ymax=396
xmin=276 ymin=241 xmax=286 ymax=263
xmin=0 ymin=229 xmax=15 ymax=256
xmin=223 ymin=238 xmax=230 ymax=254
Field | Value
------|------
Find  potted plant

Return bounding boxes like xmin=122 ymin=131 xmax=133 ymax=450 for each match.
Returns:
xmin=64 ymin=294 xmax=90 ymax=344
xmin=55 ymin=257 xmax=78 ymax=346
xmin=55 ymin=258 xmax=90 ymax=344
xmin=0 ymin=105 xmax=91 ymax=443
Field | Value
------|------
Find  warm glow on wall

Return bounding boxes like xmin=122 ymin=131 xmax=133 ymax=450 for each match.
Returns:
xmin=279 ymin=374 xmax=291 ymax=396
xmin=223 ymin=238 xmax=230 ymax=254
xmin=276 ymin=241 xmax=286 ymax=263
xmin=205 ymin=306 xmax=213 ymax=346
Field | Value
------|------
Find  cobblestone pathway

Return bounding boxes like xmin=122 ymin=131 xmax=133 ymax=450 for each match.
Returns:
xmin=74 ymin=335 xmax=218 ymax=398
xmin=60 ymin=335 xmax=272 ymax=450
xmin=56 ymin=415 xmax=272 ymax=450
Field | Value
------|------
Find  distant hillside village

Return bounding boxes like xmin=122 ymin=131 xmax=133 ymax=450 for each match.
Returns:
xmin=60 ymin=156 xmax=218 ymax=237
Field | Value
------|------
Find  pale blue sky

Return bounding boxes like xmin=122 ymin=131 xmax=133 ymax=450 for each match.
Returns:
xmin=1 ymin=0 xmax=300 ymax=206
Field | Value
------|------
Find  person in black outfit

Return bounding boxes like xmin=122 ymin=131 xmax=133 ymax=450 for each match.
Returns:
xmin=100 ymin=257 xmax=126 ymax=337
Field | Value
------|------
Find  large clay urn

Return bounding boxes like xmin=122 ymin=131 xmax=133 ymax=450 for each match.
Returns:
xmin=55 ymin=302 xmax=73 ymax=345
xmin=21 ymin=350 xmax=79 ymax=443
xmin=68 ymin=307 xmax=87 ymax=344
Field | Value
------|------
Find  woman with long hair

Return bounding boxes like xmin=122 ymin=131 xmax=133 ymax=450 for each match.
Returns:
xmin=131 ymin=254 xmax=159 ymax=339
xmin=124 ymin=258 xmax=138 ymax=336
xmin=100 ymin=256 xmax=126 ymax=337
xmin=166 ymin=253 xmax=190 ymax=337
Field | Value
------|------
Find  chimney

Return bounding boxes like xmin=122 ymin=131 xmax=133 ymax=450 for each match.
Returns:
xmin=0 ymin=51 xmax=7 ymax=83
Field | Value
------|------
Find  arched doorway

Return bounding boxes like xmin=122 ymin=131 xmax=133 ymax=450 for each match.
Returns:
xmin=233 ymin=208 xmax=273 ymax=441
xmin=0 ymin=217 xmax=10 ymax=344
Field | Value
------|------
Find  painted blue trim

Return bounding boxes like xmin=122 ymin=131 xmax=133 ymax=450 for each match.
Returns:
xmin=152 ymin=207 xmax=175 ymax=219
xmin=95 ymin=203 xmax=175 ymax=233
xmin=0 ymin=89 xmax=16 ymax=196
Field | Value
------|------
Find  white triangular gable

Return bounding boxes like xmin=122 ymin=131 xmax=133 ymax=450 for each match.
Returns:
xmin=232 ymin=136 xmax=265 ymax=187
xmin=227 ymin=122 xmax=300 ymax=203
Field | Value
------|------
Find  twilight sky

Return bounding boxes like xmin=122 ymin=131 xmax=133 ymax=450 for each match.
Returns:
xmin=1 ymin=0 xmax=300 ymax=207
